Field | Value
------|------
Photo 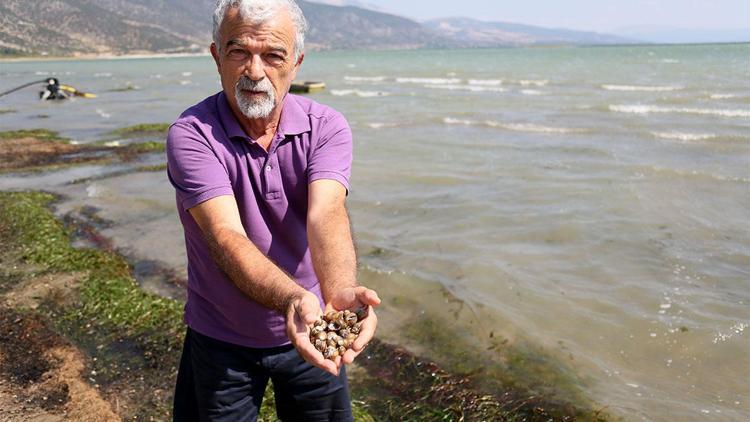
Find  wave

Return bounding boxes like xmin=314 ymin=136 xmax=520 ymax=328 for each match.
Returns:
xmin=519 ymin=79 xmax=549 ymax=87
xmin=661 ymin=59 xmax=680 ymax=64
xmin=609 ymin=105 xmax=750 ymax=118
xmin=396 ymin=77 xmax=462 ymax=85
xmin=710 ymin=93 xmax=737 ymax=100
xmin=651 ymin=132 xmax=717 ymax=142
xmin=443 ymin=117 xmax=582 ymax=134
xmin=330 ymin=89 xmax=388 ymax=98
xmin=344 ymin=76 xmax=386 ymax=82
xmin=520 ymin=89 xmax=543 ymax=96
xmin=468 ymin=79 xmax=503 ymax=86
xmin=645 ymin=166 xmax=750 ymax=183
xmin=602 ymin=84 xmax=683 ymax=92
xmin=425 ymin=84 xmax=507 ymax=93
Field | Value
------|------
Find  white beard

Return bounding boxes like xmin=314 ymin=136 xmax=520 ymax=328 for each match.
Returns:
xmin=235 ymin=76 xmax=276 ymax=119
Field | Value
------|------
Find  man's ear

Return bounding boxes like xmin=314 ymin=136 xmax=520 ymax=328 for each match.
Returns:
xmin=290 ymin=53 xmax=304 ymax=80
xmin=210 ymin=43 xmax=221 ymax=71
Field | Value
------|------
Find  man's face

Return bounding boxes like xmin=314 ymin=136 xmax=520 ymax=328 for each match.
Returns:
xmin=211 ymin=7 xmax=303 ymax=120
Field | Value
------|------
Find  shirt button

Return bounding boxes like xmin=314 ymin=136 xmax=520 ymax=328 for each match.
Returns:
xmin=266 ymin=165 xmax=272 ymax=171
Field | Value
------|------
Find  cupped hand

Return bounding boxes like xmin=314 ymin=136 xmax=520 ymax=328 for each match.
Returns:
xmin=285 ymin=290 xmax=340 ymax=376
xmin=326 ymin=286 xmax=381 ymax=365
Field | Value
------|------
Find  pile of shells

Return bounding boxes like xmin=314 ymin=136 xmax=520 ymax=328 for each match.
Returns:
xmin=311 ymin=308 xmax=365 ymax=360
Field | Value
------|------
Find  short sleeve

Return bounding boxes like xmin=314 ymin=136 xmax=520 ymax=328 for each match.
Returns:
xmin=166 ymin=122 xmax=234 ymax=211
xmin=307 ymin=112 xmax=353 ymax=192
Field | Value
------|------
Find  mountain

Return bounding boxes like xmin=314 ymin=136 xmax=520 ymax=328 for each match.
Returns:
xmin=613 ymin=26 xmax=750 ymax=44
xmin=0 ymin=0 xmax=634 ymax=56
xmin=425 ymin=17 xmax=636 ymax=47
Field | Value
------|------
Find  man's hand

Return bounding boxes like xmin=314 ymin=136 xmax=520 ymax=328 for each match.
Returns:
xmin=285 ymin=291 xmax=340 ymax=376
xmin=326 ymin=286 xmax=381 ymax=365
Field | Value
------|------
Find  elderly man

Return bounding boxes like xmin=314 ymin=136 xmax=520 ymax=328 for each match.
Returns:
xmin=167 ymin=0 xmax=380 ymax=420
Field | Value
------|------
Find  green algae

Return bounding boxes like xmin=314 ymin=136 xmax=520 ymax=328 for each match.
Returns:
xmin=109 ymin=123 xmax=171 ymax=137
xmin=0 ymin=129 xmax=67 ymax=142
xmin=0 ymin=191 xmax=373 ymax=420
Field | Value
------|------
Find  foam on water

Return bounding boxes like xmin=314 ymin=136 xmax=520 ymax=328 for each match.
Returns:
xmin=425 ymin=84 xmax=506 ymax=93
xmin=602 ymin=84 xmax=683 ymax=92
xmin=518 ymin=79 xmax=549 ymax=87
xmin=651 ymin=132 xmax=717 ymax=142
xmin=468 ymin=79 xmax=503 ymax=86
xmin=710 ymin=93 xmax=737 ymax=99
xmin=344 ymin=76 xmax=386 ymax=82
xmin=396 ymin=77 xmax=462 ymax=84
xmin=443 ymin=117 xmax=582 ymax=134
xmin=520 ymin=89 xmax=544 ymax=96
xmin=330 ymin=89 xmax=388 ymax=98
xmin=610 ymin=105 xmax=750 ymax=118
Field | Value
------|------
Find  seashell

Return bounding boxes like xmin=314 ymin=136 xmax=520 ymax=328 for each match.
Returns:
xmin=328 ymin=321 xmax=341 ymax=331
xmin=323 ymin=346 xmax=338 ymax=359
xmin=327 ymin=338 xmax=338 ymax=348
xmin=354 ymin=307 xmax=367 ymax=321
xmin=350 ymin=322 xmax=362 ymax=335
xmin=339 ymin=328 xmax=351 ymax=339
xmin=344 ymin=312 xmax=358 ymax=326
xmin=336 ymin=337 xmax=345 ymax=347
xmin=338 ymin=346 xmax=346 ymax=356
xmin=315 ymin=339 xmax=327 ymax=352
xmin=310 ymin=326 xmax=324 ymax=337
xmin=324 ymin=311 xmax=338 ymax=322
xmin=314 ymin=318 xmax=327 ymax=328
xmin=326 ymin=331 xmax=338 ymax=341
xmin=316 ymin=331 xmax=327 ymax=341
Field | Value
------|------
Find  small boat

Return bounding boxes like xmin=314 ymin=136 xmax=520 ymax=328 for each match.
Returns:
xmin=290 ymin=81 xmax=326 ymax=94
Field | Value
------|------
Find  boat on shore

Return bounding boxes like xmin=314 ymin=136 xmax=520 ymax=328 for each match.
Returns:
xmin=290 ymin=81 xmax=325 ymax=94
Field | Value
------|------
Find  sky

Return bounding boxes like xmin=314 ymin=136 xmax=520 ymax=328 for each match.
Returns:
xmin=340 ymin=0 xmax=750 ymax=32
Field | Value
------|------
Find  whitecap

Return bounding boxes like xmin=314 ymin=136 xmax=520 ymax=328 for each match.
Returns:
xmin=95 ymin=109 xmax=111 ymax=119
xmin=397 ymin=77 xmax=462 ymax=85
xmin=710 ymin=93 xmax=737 ymax=100
xmin=485 ymin=121 xmax=582 ymax=134
xmin=94 ymin=72 xmax=113 ymax=77
xmin=443 ymin=117 xmax=476 ymax=125
xmin=468 ymin=79 xmax=503 ymax=86
xmin=518 ymin=79 xmax=549 ymax=87
xmin=330 ymin=89 xmax=388 ymax=98
xmin=651 ymin=132 xmax=717 ymax=142
xmin=610 ymin=105 xmax=750 ymax=118
xmin=344 ymin=76 xmax=386 ymax=82
xmin=424 ymin=84 xmax=506 ymax=93
xmin=602 ymin=84 xmax=683 ymax=92
xmin=104 ymin=141 xmax=121 ymax=147
xmin=180 ymin=80 xmax=192 ymax=85
xmin=520 ymin=89 xmax=543 ymax=96
xmin=181 ymin=72 xmax=193 ymax=77
xmin=35 ymin=71 xmax=50 ymax=76
xmin=661 ymin=59 xmax=680 ymax=64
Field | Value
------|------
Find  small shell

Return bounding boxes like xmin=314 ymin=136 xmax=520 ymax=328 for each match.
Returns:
xmin=324 ymin=311 xmax=338 ymax=322
xmin=346 ymin=333 xmax=357 ymax=343
xmin=323 ymin=346 xmax=338 ymax=359
xmin=316 ymin=331 xmax=327 ymax=341
xmin=326 ymin=331 xmax=338 ymax=341
xmin=310 ymin=326 xmax=324 ymax=337
xmin=344 ymin=313 xmax=358 ymax=326
xmin=350 ymin=322 xmax=362 ymax=335
xmin=339 ymin=328 xmax=351 ymax=339
xmin=328 ymin=322 xmax=341 ymax=331
xmin=336 ymin=337 xmax=345 ymax=347
xmin=354 ymin=307 xmax=368 ymax=321
xmin=314 ymin=318 xmax=327 ymax=328
xmin=338 ymin=346 xmax=347 ymax=356
xmin=342 ymin=338 xmax=352 ymax=348
xmin=327 ymin=338 xmax=338 ymax=348
xmin=315 ymin=339 xmax=327 ymax=352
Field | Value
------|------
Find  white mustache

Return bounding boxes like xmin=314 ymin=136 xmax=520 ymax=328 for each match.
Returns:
xmin=236 ymin=77 xmax=273 ymax=95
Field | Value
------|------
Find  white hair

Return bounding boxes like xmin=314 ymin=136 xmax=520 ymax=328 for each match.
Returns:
xmin=213 ymin=0 xmax=307 ymax=60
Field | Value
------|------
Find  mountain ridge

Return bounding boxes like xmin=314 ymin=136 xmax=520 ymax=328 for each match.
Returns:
xmin=0 ymin=0 xmax=638 ymax=57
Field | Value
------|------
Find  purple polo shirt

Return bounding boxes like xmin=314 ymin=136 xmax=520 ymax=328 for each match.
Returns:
xmin=166 ymin=91 xmax=352 ymax=348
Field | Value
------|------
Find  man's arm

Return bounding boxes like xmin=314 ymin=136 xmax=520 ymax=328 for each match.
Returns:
xmin=188 ymin=194 xmax=338 ymax=375
xmin=307 ymin=179 xmax=381 ymax=365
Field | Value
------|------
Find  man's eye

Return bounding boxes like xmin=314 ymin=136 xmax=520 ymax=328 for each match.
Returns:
xmin=266 ymin=54 xmax=284 ymax=63
xmin=227 ymin=50 xmax=248 ymax=60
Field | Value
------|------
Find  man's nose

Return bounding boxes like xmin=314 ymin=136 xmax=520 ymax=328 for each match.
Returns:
xmin=245 ymin=54 xmax=265 ymax=81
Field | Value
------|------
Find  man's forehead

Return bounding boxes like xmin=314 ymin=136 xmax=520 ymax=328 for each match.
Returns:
xmin=219 ymin=7 xmax=295 ymax=45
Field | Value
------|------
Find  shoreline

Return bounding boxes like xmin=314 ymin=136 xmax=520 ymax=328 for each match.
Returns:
xmin=2 ymin=42 xmax=748 ymax=63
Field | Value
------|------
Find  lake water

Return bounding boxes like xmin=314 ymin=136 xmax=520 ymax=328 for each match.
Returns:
xmin=1 ymin=44 xmax=749 ymax=420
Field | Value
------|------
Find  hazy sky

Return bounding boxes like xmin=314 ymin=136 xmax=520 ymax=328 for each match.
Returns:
xmin=356 ymin=0 xmax=750 ymax=32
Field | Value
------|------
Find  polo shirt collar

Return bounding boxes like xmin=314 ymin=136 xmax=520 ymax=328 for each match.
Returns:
xmin=218 ymin=91 xmax=311 ymax=141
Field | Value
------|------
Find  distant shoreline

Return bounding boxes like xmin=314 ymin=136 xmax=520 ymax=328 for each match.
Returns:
xmin=1 ymin=42 xmax=748 ymax=63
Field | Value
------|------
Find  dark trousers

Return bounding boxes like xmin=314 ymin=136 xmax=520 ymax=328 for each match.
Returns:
xmin=173 ymin=328 xmax=353 ymax=422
